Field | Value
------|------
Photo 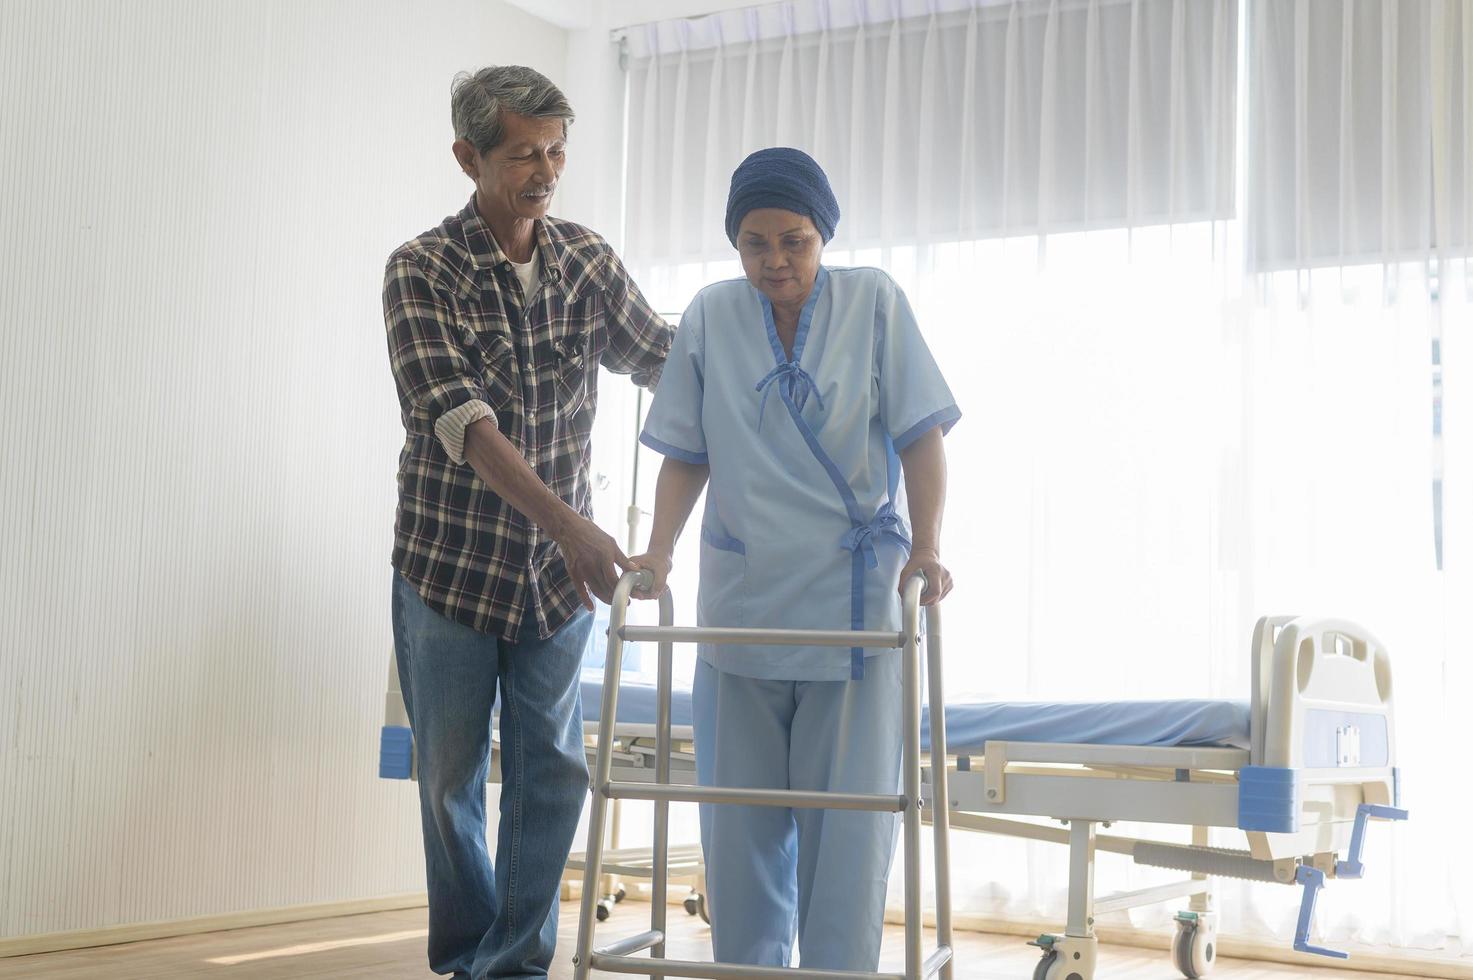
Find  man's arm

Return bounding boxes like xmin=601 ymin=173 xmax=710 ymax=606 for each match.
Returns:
xmin=462 ymin=418 xmax=631 ymax=609
xmin=383 ymin=252 xmax=496 ymax=455
xmin=597 ymin=246 xmax=673 ymax=389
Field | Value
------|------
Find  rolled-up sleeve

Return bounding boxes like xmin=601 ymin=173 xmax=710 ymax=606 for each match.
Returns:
xmin=383 ymin=253 xmax=497 ymax=464
xmin=596 ymin=247 xmax=673 ymax=390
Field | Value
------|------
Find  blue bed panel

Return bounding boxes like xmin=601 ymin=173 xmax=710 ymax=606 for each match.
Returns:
xmin=379 ymin=725 xmax=414 ymax=779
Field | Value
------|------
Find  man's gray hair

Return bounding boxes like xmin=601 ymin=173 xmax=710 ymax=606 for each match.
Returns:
xmin=451 ymin=66 xmax=574 ymax=154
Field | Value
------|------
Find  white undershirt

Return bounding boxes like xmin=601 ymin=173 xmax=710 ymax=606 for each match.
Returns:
xmin=509 ymin=249 xmax=541 ymax=303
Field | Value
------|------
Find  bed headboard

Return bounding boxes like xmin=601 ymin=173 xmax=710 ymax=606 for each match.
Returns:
xmin=1257 ymin=616 xmax=1397 ymax=787
xmin=1245 ymin=617 xmax=1399 ymax=858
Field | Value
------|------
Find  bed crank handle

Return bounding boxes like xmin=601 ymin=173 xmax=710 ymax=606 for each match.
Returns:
xmin=1293 ymin=803 xmax=1410 ymax=959
xmin=1336 ymin=803 xmax=1410 ymax=880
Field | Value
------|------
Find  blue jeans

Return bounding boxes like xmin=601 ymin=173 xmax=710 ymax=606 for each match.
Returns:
xmin=392 ymin=573 xmax=593 ymax=980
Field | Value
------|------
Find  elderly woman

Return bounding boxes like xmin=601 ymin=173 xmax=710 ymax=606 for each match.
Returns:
xmin=631 ymin=148 xmax=959 ymax=972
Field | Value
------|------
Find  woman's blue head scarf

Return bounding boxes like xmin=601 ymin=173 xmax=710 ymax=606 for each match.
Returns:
xmin=724 ymin=147 xmax=841 ymax=246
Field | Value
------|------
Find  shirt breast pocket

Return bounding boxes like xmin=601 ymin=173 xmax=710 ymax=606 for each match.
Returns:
xmin=552 ymin=332 xmax=595 ymax=416
xmin=469 ymin=328 xmax=519 ymax=412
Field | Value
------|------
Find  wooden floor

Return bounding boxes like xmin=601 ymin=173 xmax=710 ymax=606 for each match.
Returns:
xmin=0 ymin=903 xmax=1430 ymax=979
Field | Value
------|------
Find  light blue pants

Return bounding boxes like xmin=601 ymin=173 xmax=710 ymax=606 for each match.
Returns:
xmin=692 ymin=654 xmax=903 ymax=972
xmin=392 ymin=573 xmax=592 ymax=980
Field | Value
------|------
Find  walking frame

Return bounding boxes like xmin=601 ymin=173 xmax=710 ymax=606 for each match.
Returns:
xmin=572 ymin=570 xmax=955 ymax=980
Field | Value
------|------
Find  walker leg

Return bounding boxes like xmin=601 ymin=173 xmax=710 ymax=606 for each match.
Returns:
xmin=572 ymin=713 xmax=612 ymax=976
xmin=648 ymin=591 xmax=675 ymax=980
xmin=925 ymin=604 xmax=955 ymax=980
xmin=572 ymin=580 xmax=637 ymax=979
xmin=901 ymin=583 xmax=925 ymax=980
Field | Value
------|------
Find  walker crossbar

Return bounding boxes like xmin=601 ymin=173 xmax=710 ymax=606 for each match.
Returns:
xmin=600 ymin=929 xmax=667 ymax=957
xmin=587 ymin=951 xmax=954 ymax=979
xmin=604 ymin=783 xmax=906 ymax=811
xmin=571 ymin=570 xmax=955 ymax=980
xmin=619 ymin=625 xmax=905 ymax=648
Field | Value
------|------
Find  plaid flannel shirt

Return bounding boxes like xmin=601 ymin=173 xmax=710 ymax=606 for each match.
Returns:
xmin=384 ymin=197 xmax=671 ymax=641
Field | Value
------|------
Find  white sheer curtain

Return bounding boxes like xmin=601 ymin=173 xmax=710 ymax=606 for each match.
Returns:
xmin=611 ymin=0 xmax=1473 ymax=958
xmin=1248 ymin=0 xmax=1471 ymax=270
xmin=863 ymin=237 xmax=1468 ymax=954
xmin=622 ymin=0 xmax=1237 ymax=264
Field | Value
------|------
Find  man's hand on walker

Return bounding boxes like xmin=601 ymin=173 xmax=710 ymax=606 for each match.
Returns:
xmin=898 ymin=547 xmax=952 ymax=606
xmin=554 ymin=517 xmax=634 ymax=609
xmin=627 ymin=551 xmax=674 ymax=600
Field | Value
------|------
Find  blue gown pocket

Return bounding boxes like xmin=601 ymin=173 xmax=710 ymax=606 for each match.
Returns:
xmin=697 ymin=526 xmax=747 ymax=624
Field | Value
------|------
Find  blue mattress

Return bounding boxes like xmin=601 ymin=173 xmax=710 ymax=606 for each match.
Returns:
xmin=580 ymin=679 xmax=1250 ymax=751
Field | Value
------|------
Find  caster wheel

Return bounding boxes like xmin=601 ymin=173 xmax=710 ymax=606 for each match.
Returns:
xmin=614 ymin=886 xmax=627 ymax=903
xmin=684 ymin=895 xmax=700 ymax=916
xmin=1029 ymin=936 xmax=1093 ymax=980
xmin=1034 ymin=954 xmax=1086 ymax=980
xmin=1172 ymin=917 xmax=1216 ymax=978
xmin=595 ymin=900 xmax=612 ymax=922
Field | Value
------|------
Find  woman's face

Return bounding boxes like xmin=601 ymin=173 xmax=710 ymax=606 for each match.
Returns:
xmin=736 ymin=209 xmax=823 ymax=310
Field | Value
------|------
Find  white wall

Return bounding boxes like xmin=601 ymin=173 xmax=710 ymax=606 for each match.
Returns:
xmin=0 ymin=0 xmax=568 ymax=938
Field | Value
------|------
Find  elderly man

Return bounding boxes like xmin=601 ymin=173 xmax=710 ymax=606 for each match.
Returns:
xmin=383 ymin=65 xmax=670 ymax=980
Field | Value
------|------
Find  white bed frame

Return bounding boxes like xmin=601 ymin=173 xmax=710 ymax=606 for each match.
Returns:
xmin=379 ymin=614 xmax=1406 ymax=980
xmin=932 ymin=615 xmax=1407 ymax=979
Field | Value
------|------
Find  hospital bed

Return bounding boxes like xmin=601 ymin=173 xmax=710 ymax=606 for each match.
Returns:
xmin=920 ymin=614 xmax=1408 ymax=979
xmin=379 ymin=605 xmax=1406 ymax=979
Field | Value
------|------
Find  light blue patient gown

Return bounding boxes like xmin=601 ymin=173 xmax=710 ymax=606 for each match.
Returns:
xmin=640 ymin=266 xmax=959 ymax=971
